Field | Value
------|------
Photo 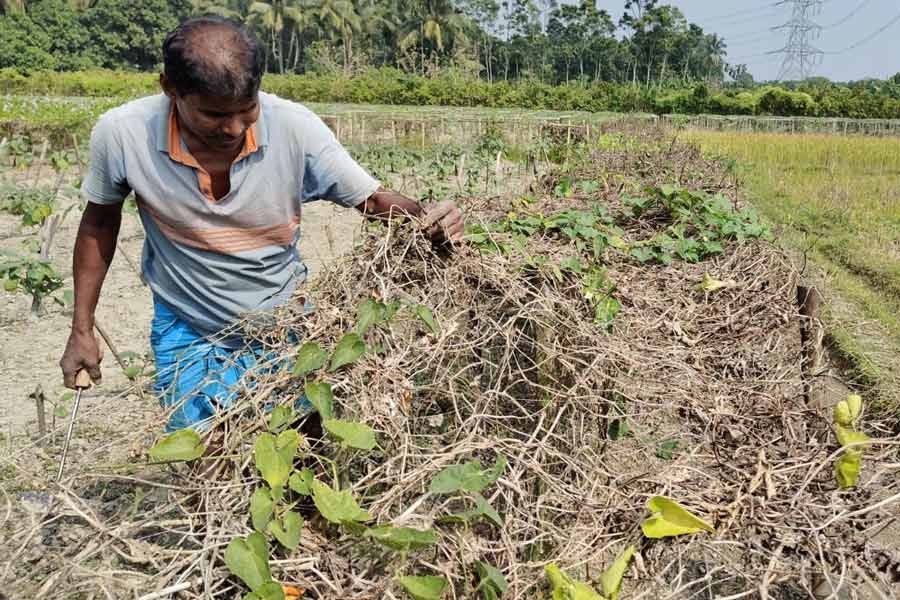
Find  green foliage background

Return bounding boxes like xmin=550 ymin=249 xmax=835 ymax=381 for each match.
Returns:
xmin=1 ymin=0 xmax=899 ymax=118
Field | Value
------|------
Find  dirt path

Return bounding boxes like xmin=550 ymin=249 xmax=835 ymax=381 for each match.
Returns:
xmin=0 ymin=200 xmax=362 ymax=442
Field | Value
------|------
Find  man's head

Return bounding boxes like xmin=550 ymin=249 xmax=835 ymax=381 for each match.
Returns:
xmin=160 ymin=16 xmax=264 ymax=153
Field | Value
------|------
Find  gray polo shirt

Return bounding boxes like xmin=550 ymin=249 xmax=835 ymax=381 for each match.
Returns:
xmin=82 ymin=92 xmax=379 ymax=345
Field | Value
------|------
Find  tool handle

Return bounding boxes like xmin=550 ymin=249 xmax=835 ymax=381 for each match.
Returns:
xmin=74 ymin=369 xmax=91 ymax=389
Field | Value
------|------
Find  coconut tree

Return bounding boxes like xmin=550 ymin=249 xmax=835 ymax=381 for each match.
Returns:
xmin=397 ymin=0 xmax=468 ymax=74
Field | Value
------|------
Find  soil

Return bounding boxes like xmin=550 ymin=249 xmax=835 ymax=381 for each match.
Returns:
xmin=0 ymin=198 xmax=362 ymax=442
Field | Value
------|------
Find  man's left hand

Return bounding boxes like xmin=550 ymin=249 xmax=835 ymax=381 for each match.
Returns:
xmin=422 ymin=200 xmax=464 ymax=244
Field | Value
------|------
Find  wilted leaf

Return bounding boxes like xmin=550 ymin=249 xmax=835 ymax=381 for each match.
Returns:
xmin=311 ymin=480 xmax=371 ymax=524
xmin=414 ymin=304 xmax=439 ymax=335
xmin=291 ymin=342 xmax=328 ymax=378
xmin=329 ymin=333 xmax=366 ymax=372
xmin=698 ymin=273 xmax=734 ymax=293
xmin=600 ymin=545 xmax=635 ymax=600
xmin=289 ymin=469 xmax=315 ymax=496
xmin=364 ymin=525 xmax=438 ymax=552
xmin=641 ymin=496 xmax=716 ymax=539
xmin=255 ymin=433 xmax=291 ymax=489
xmin=397 ymin=575 xmax=448 ymax=600
xmin=149 ymin=429 xmax=205 ymax=462
xmin=304 ymin=381 xmax=334 ymax=420
xmin=835 ymin=449 xmax=862 ymax=489
xmin=250 ymin=487 xmax=274 ymax=532
xmin=224 ymin=532 xmax=271 ymax=592
xmin=429 ymin=456 xmax=506 ymax=495
xmin=544 ymin=563 xmax=603 ymax=600
xmin=269 ymin=511 xmax=303 ymax=551
xmin=324 ymin=419 xmax=376 ymax=450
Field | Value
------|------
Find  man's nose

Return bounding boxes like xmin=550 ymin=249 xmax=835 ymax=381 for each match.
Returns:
xmin=222 ymin=117 xmax=245 ymax=138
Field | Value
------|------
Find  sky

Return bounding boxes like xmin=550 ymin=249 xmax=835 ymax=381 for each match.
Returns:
xmin=600 ymin=0 xmax=900 ymax=82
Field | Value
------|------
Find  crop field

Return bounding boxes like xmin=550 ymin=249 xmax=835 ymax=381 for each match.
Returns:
xmin=0 ymin=102 xmax=899 ymax=599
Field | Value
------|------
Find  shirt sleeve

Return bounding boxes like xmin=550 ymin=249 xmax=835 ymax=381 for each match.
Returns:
xmin=81 ymin=114 xmax=132 ymax=205
xmin=302 ymin=115 xmax=380 ymax=208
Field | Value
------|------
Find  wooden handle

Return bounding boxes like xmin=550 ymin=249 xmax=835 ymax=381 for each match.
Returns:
xmin=74 ymin=370 xmax=91 ymax=389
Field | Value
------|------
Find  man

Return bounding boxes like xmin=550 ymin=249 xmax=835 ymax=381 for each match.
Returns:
xmin=58 ymin=16 xmax=463 ymax=431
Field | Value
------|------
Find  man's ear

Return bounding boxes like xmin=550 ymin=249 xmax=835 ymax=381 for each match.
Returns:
xmin=159 ymin=73 xmax=176 ymax=98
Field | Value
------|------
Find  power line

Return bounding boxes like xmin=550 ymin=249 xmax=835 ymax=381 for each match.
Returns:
xmin=824 ymin=12 xmax=900 ymax=53
xmin=821 ymin=0 xmax=873 ymax=28
xmin=696 ymin=3 xmax=781 ymax=22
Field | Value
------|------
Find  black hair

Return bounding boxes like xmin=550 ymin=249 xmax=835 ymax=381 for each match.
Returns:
xmin=162 ymin=16 xmax=264 ymax=99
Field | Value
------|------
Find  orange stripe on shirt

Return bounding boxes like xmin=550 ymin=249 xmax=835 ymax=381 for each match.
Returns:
xmin=138 ymin=198 xmax=299 ymax=254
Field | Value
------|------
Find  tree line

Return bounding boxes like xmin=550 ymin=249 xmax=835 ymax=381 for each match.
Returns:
xmin=1 ymin=0 xmax=731 ymax=85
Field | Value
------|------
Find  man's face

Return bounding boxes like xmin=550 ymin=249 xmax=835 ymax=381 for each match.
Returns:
xmin=173 ymin=92 xmax=260 ymax=154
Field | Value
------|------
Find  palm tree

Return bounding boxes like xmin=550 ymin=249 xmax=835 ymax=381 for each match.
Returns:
xmin=305 ymin=0 xmax=360 ymax=75
xmin=397 ymin=0 xmax=468 ymax=74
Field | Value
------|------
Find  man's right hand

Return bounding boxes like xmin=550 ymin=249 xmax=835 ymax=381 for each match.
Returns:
xmin=60 ymin=329 xmax=103 ymax=389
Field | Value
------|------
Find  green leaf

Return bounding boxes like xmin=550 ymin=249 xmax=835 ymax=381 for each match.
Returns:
xmin=600 ymin=545 xmax=635 ymax=600
xmin=475 ymin=561 xmax=508 ymax=599
xmin=289 ymin=468 xmax=315 ymax=496
xmin=269 ymin=511 xmax=303 ymax=551
xmin=254 ymin=433 xmax=291 ymax=489
xmin=364 ymin=525 xmax=438 ymax=552
xmin=641 ymin=496 xmax=716 ymax=539
xmin=224 ymin=532 xmax=271 ymax=592
xmin=429 ymin=455 xmax=507 ymax=495
xmin=244 ymin=581 xmax=285 ymax=600
xmin=472 ymin=494 xmax=504 ymax=527
xmin=250 ymin=487 xmax=274 ymax=532
xmin=269 ymin=406 xmax=293 ymax=431
xmin=356 ymin=297 xmax=381 ymax=335
xmin=123 ymin=366 xmax=141 ymax=380
xmin=835 ymin=449 xmax=862 ymax=489
xmin=311 ymin=480 xmax=371 ymax=525
xmin=835 ymin=425 xmax=871 ymax=448
xmin=414 ymin=304 xmax=439 ymax=335
xmin=397 ymin=575 xmax=448 ymax=600
xmin=304 ymin=381 xmax=334 ymax=420
xmin=275 ymin=429 xmax=301 ymax=465
xmin=655 ymin=440 xmax=678 ymax=460
xmin=544 ymin=563 xmax=603 ymax=600
xmin=324 ymin=419 xmax=376 ymax=450
xmin=292 ymin=342 xmax=328 ymax=378
xmin=149 ymin=429 xmax=206 ymax=462
xmin=329 ymin=333 xmax=366 ymax=372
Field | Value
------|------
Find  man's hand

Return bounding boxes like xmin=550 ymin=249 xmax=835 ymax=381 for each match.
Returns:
xmin=60 ymin=329 xmax=103 ymax=389
xmin=422 ymin=200 xmax=464 ymax=244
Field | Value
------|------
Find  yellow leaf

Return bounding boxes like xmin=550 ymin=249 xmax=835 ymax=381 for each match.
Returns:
xmin=600 ymin=545 xmax=635 ymax=600
xmin=641 ymin=496 xmax=716 ymax=539
xmin=835 ymin=425 xmax=870 ymax=448
xmin=834 ymin=449 xmax=862 ymax=488
xmin=544 ymin=564 xmax=604 ymax=600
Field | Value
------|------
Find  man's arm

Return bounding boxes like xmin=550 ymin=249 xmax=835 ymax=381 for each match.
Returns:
xmin=356 ymin=187 xmax=464 ymax=244
xmin=59 ymin=202 xmax=123 ymax=388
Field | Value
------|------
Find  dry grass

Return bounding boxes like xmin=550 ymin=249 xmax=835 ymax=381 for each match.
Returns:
xmin=1 ymin=128 xmax=898 ymax=599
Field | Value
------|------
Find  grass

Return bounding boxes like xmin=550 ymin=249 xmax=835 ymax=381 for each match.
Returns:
xmin=685 ymin=130 xmax=900 ymax=405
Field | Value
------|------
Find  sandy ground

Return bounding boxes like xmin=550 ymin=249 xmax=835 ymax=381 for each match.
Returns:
xmin=0 ymin=198 xmax=362 ymax=443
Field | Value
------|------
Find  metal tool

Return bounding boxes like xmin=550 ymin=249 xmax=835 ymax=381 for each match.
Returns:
xmin=56 ymin=369 xmax=91 ymax=482
xmin=20 ymin=369 xmax=92 ymax=514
